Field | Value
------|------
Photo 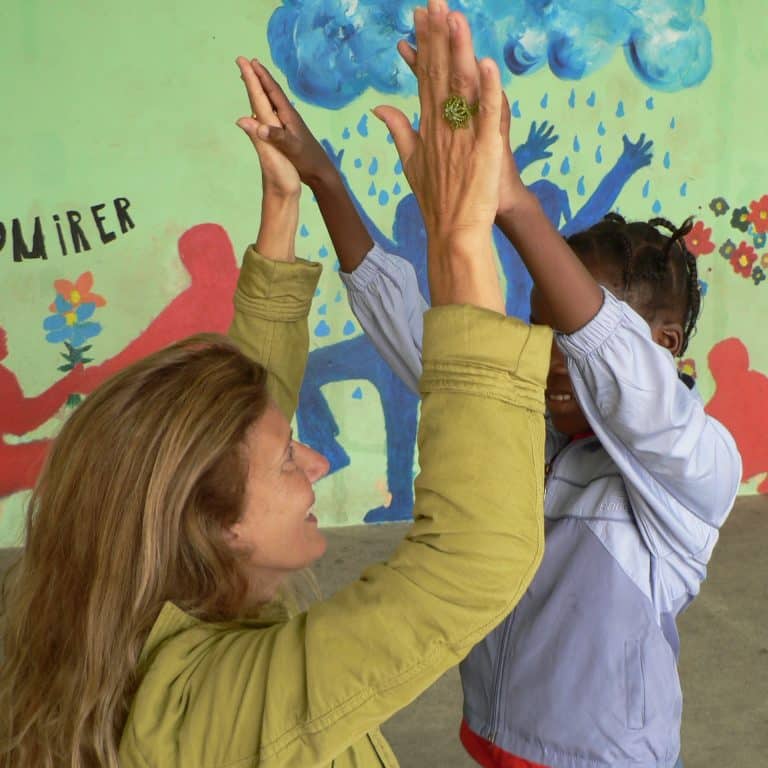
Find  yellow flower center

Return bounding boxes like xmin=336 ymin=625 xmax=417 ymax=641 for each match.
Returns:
xmin=739 ymin=255 xmax=749 ymax=267
xmin=65 ymin=312 xmax=77 ymax=325
xmin=70 ymin=289 xmax=81 ymax=304
xmin=760 ymin=211 xmax=767 ymax=220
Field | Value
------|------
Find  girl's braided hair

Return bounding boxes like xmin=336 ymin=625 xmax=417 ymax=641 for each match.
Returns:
xmin=566 ymin=213 xmax=701 ymax=356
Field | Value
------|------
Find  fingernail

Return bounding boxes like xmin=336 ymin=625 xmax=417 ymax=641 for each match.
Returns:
xmin=447 ymin=16 xmax=456 ymax=34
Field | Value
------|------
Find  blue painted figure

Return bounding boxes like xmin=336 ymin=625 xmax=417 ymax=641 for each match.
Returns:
xmin=297 ymin=334 xmax=418 ymax=522
xmin=497 ymin=129 xmax=654 ymax=316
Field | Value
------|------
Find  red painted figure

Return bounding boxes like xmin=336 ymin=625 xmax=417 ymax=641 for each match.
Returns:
xmin=706 ymin=337 xmax=768 ymax=494
xmin=0 ymin=223 xmax=239 ymax=498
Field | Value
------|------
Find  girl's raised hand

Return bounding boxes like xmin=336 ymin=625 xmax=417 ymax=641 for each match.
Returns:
xmin=236 ymin=56 xmax=301 ymax=199
xmin=242 ymin=61 xmax=336 ymax=187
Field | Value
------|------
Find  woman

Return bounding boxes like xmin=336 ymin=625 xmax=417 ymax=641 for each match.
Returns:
xmin=0 ymin=3 xmax=551 ymax=766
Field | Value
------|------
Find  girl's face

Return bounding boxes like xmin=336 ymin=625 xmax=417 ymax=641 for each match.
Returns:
xmin=530 ymin=262 xmax=684 ymax=438
xmin=227 ymin=403 xmax=330 ymax=600
xmin=529 ymin=286 xmax=592 ymax=437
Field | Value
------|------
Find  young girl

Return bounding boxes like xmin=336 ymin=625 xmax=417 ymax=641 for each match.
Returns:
xmin=0 ymin=9 xmax=554 ymax=766
xmin=253 ymin=39 xmax=742 ymax=768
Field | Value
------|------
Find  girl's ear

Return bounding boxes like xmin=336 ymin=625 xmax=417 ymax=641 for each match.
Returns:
xmin=652 ymin=321 xmax=684 ymax=356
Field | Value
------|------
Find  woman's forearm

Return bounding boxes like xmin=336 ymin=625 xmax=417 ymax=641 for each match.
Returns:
xmin=255 ymin=192 xmax=300 ymax=262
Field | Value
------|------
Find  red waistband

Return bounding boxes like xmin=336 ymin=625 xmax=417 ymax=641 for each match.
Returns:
xmin=460 ymin=720 xmax=549 ymax=768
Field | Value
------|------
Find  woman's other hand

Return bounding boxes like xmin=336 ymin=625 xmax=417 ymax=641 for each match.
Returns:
xmin=236 ymin=57 xmax=301 ymax=200
xmin=239 ymin=60 xmax=337 ymax=189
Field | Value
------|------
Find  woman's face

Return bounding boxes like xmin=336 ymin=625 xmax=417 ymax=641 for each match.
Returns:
xmin=227 ymin=403 xmax=330 ymax=597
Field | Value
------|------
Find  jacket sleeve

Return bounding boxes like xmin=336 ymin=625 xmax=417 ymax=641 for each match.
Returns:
xmin=227 ymin=246 xmax=322 ymax=421
xmin=177 ymin=307 xmax=551 ymax=767
xmin=339 ymin=244 xmax=428 ymax=394
xmin=557 ymin=288 xmax=742 ymax=595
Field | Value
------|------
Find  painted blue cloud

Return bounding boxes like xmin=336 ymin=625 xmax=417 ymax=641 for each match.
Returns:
xmin=268 ymin=0 xmax=712 ymax=108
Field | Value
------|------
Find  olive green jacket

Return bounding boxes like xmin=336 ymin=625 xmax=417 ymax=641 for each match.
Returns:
xmin=118 ymin=247 xmax=551 ymax=767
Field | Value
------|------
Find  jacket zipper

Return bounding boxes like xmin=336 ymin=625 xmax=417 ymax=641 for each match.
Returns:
xmin=487 ymin=440 xmax=567 ymax=743
xmin=487 ymin=610 xmax=515 ymax=743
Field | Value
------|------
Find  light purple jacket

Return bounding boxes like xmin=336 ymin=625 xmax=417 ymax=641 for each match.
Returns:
xmin=340 ymin=245 xmax=741 ymax=768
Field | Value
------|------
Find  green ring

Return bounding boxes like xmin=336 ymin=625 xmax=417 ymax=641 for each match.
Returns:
xmin=442 ymin=95 xmax=479 ymax=130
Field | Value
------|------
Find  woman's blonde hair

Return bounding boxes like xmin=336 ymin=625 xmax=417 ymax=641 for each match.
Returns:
xmin=0 ymin=334 xmax=271 ymax=767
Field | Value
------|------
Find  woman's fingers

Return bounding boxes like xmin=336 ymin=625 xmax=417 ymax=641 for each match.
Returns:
xmin=422 ymin=1 xmax=451 ymax=110
xmin=447 ymin=12 xmax=479 ymax=107
xmin=500 ymin=91 xmax=511 ymax=140
xmin=397 ymin=39 xmax=417 ymax=74
xmin=236 ymin=116 xmax=268 ymax=146
xmin=251 ymin=60 xmax=297 ymax=125
xmin=475 ymin=57 xmax=503 ymax=146
xmin=412 ymin=7 xmax=432 ymax=113
xmin=372 ymin=106 xmax=418 ymax=168
xmin=236 ymin=57 xmax=281 ymax=127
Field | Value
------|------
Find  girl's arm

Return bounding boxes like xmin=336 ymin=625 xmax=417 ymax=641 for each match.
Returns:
xmin=339 ymin=245 xmax=427 ymax=394
xmin=559 ymin=289 xmax=741 ymax=593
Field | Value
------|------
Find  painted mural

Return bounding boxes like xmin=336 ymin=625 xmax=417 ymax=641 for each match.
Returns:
xmin=0 ymin=0 xmax=766 ymax=544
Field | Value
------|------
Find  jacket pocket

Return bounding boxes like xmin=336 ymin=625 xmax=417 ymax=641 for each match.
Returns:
xmin=625 ymin=639 xmax=646 ymax=730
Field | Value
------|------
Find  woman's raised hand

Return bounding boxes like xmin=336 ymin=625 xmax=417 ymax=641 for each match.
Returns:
xmin=374 ymin=0 xmax=505 ymax=314
xmin=236 ymin=56 xmax=301 ymax=200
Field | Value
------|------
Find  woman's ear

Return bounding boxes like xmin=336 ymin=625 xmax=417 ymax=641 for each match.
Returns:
xmin=222 ymin=523 xmax=241 ymax=546
xmin=652 ymin=321 xmax=684 ymax=356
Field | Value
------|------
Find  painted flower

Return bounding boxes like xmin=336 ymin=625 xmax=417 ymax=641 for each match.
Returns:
xmin=48 ymin=271 xmax=106 ymax=312
xmin=753 ymin=266 xmax=766 ymax=286
xmin=678 ymin=358 xmax=697 ymax=380
xmin=747 ymin=194 xmax=768 ymax=234
xmin=754 ymin=231 xmax=767 ymax=249
xmin=684 ymin=220 xmax=715 ymax=256
xmin=761 ymin=253 xmax=768 ymax=270
xmin=729 ymin=241 xmax=758 ymax=277
xmin=730 ymin=206 xmax=751 ymax=232
xmin=719 ymin=239 xmax=736 ymax=260
xmin=708 ymin=197 xmax=729 ymax=217
xmin=43 ymin=296 xmax=102 ymax=347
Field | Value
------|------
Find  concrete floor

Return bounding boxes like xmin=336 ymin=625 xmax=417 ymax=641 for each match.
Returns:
xmin=314 ymin=495 xmax=768 ymax=767
xmin=1 ymin=496 xmax=765 ymax=766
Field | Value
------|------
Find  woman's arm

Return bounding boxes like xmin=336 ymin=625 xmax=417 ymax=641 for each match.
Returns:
xmin=226 ymin=57 xmax=322 ymax=420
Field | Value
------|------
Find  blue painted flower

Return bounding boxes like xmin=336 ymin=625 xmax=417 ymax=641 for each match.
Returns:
xmin=752 ymin=266 xmax=766 ymax=286
xmin=730 ymin=206 xmax=750 ymax=232
xmin=753 ymin=231 xmax=767 ymax=249
xmin=708 ymin=197 xmax=729 ymax=217
xmin=43 ymin=297 xmax=102 ymax=347
xmin=719 ymin=238 xmax=736 ymax=260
